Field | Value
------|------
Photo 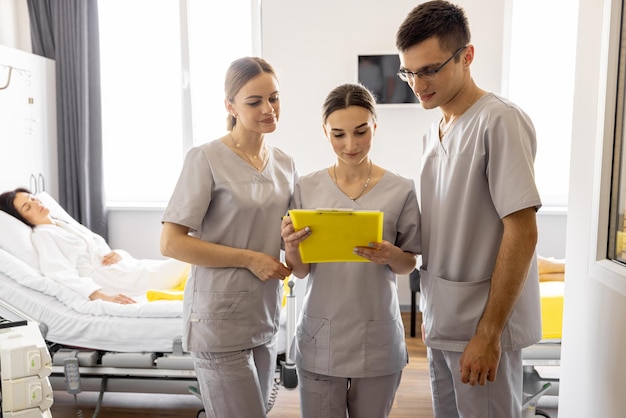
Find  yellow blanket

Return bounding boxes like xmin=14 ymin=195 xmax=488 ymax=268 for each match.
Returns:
xmin=146 ymin=264 xmax=190 ymax=301
xmin=147 ymin=269 xmax=292 ymax=303
xmin=537 ymin=255 xmax=565 ymax=339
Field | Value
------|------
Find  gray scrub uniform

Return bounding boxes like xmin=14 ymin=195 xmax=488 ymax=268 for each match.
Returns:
xmin=420 ymin=93 xmax=543 ymax=417
xmin=163 ymin=139 xmax=297 ymax=417
xmin=292 ymin=168 xmax=420 ymax=417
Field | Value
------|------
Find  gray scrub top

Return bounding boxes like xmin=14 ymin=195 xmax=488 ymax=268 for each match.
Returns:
xmin=292 ymin=168 xmax=420 ymax=378
xmin=420 ymin=93 xmax=543 ymax=353
xmin=163 ymin=140 xmax=297 ymax=352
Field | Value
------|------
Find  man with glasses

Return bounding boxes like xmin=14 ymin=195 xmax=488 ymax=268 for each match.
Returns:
xmin=396 ymin=2 xmax=542 ymax=417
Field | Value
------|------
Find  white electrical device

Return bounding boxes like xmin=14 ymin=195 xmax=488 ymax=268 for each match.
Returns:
xmin=0 ymin=321 xmax=53 ymax=417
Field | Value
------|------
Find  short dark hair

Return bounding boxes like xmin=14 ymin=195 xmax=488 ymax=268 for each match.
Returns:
xmin=0 ymin=187 xmax=34 ymax=227
xmin=322 ymin=83 xmax=377 ymax=124
xmin=396 ymin=1 xmax=470 ymax=55
xmin=225 ymin=56 xmax=278 ymax=131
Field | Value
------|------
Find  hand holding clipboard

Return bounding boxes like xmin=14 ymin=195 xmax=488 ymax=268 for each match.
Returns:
xmin=288 ymin=209 xmax=384 ymax=263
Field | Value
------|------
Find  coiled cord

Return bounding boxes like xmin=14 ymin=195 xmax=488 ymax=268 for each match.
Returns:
xmin=266 ymin=367 xmax=281 ymax=413
xmin=72 ymin=393 xmax=84 ymax=418
xmin=72 ymin=376 xmax=107 ymax=418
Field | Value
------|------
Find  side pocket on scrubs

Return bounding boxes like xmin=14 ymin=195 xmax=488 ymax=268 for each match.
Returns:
xmin=365 ymin=318 xmax=407 ymax=374
xmin=189 ymin=291 xmax=252 ymax=321
xmin=422 ymin=273 xmax=491 ymax=345
xmin=296 ymin=314 xmax=330 ymax=374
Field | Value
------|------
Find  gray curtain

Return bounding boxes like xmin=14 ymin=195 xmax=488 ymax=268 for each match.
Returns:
xmin=27 ymin=0 xmax=108 ymax=239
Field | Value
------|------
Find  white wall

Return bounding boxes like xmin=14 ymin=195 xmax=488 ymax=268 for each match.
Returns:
xmin=0 ymin=0 xmax=30 ymax=52
xmin=559 ymin=0 xmax=626 ymax=415
xmin=107 ymin=208 xmax=165 ymax=259
xmin=536 ymin=210 xmax=567 ymax=258
xmin=260 ymin=0 xmax=504 ymax=182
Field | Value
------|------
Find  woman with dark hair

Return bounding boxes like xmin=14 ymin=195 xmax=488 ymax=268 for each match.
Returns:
xmin=0 ymin=188 xmax=188 ymax=304
xmin=0 ymin=187 xmax=32 ymax=225
xmin=160 ymin=56 xmax=297 ymax=417
xmin=280 ymin=83 xmax=420 ymax=417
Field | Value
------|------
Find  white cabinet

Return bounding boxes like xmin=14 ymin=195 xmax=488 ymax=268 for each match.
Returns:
xmin=0 ymin=45 xmax=57 ymax=199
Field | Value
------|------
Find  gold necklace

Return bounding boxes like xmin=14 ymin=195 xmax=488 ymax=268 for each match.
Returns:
xmin=332 ymin=160 xmax=373 ymax=201
xmin=229 ymin=133 xmax=267 ymax=171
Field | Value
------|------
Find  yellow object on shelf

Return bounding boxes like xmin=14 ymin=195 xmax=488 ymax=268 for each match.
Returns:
xmin=539 ymin=281 xmax=564 ymax=340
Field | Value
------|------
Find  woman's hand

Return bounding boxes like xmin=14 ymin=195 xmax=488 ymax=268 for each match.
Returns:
xmin=247 ymin=252 xmax=292 ymax=282
xmin=353 ymin=240 xmax=397 ymax=264
xmin=101 ymin=251 xmax=122 ymax=266
xmin=280 ymin=215 xmax=311 ymax=254
xmin=280 ymin=215 xmax=311 ymax=279
xmin=89 ymin=290 xmax=136 ymax=304
xmin=353 ymin=240 xmax=417 ymax=275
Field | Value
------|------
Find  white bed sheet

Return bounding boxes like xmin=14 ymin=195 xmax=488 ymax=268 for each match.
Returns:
xmin=0 ymin=248 xmax=184 ymax=352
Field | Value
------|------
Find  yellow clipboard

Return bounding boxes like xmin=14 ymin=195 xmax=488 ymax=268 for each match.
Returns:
xmin=288 ymin=209 xmax=384 ymax=263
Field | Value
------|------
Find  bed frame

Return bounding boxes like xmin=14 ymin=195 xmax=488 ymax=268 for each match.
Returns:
xmin=0 ymin=297 xmax=198 ymax=395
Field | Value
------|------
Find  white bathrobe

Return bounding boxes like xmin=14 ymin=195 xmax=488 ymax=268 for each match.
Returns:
xmin=31 ymin=220 xmax=187 ymax=299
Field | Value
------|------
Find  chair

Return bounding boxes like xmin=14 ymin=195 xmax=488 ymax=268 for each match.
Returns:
xmin=409 ymin=268 xmax=420 ymax=338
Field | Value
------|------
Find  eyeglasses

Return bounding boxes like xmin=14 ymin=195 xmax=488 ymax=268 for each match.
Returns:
xmin=397 ymin=46 xmax=467 ymax=83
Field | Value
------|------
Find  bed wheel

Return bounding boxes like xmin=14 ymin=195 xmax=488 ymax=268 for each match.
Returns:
xmin=196 ymin=409 xmax=207 ymax=418
xmin=534 ymin=409 xmax=551 ymax=417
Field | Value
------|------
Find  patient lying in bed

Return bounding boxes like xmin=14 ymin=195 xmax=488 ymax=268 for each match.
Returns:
xmin=0 ymin=188 xmax=188 ymax=305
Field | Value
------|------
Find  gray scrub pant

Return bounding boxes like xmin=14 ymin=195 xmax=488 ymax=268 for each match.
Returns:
xmin=297 ymin=367 xmax=402 ymax=418
xmin=192 ymin=336 xmax=278 ymax=418
xmin=428 ymin=347 xmax=522 ymax=418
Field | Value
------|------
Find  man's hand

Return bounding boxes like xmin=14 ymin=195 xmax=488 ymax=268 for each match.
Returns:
xmin=459 ymin=333 xmax=501 ymax=385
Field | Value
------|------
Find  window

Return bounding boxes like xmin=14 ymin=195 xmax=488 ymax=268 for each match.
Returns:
xmin=609 ymin=0 xmax=626 ymax=264
xmin=505 ymin=0 xmax=579 ymax=208
xmin=99 ymin=0 xmax=255 ymax=205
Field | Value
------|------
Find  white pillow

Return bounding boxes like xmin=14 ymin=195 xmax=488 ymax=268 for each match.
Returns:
xmin=0 ymin=209 xmax=39 ymax=269
xmin=0 ymin=192 xmax=79 ymax=271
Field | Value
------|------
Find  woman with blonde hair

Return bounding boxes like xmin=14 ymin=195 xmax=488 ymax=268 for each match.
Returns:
xmin=161 ymin=56 xmax=297 ymax=417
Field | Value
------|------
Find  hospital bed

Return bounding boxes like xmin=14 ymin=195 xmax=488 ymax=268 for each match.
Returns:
xmin=0 ymin=193 xmax=188 ymax=416
xmin=0 ymin=191 xmax=199 ymax=399
xmin=0 ymin=246 xmax=295 ymax=416
xmin=0 ymin=193 xmax=296 ymax=416
xmin=0 ymin=251 xmax=199 ymax=416
xmin=0 ymin=247 xmax=198 ymax=396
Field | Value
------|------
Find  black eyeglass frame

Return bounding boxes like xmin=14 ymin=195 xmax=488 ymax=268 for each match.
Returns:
xmin=397 ymin=45 xmax=468 ymax=82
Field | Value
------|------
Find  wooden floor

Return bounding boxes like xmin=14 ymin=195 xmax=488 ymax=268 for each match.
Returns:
xmin=48 ymin=312 xmax=559 ymax=417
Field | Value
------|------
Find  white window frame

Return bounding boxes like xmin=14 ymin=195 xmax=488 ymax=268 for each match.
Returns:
xmin=589 ymin=0 xmax=626 ymax=295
